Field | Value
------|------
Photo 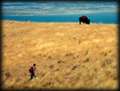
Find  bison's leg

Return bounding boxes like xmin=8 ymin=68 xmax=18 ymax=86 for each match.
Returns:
xmin=79 ymin=18 xmax=81 ymax=24
xmin=79 ymin=21 xmax=82 ymax=24
xmin=87 ymin=19 xmax=90 ymax=24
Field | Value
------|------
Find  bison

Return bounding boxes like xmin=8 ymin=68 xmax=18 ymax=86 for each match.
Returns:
xmin=79 ymin=16 xmax=90 ymax=24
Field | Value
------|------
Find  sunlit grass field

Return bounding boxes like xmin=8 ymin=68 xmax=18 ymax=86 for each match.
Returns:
xmin=2 ymin=20 xmax=118 ymax=89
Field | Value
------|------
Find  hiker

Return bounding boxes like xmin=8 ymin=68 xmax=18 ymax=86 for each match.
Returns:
xmin=29 ymin=64 xmax=36 ymax=80
xmin=79 ymin=16 xmax=90 ymax=24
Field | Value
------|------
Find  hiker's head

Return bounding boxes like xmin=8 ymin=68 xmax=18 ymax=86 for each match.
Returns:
xmin=33 ymin=64 xmax=36 ymax=66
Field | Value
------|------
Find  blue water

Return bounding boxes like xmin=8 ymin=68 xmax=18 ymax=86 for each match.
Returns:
xmin=2 ymin=1 xmax=118 ymax=23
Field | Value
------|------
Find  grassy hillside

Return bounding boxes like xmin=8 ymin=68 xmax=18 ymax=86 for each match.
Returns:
xmin=2 ymin=21 xmax=118 ymax=89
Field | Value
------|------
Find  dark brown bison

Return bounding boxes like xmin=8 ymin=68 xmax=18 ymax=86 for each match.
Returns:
xmin=79 ymin=16 xmax=90 ymax=24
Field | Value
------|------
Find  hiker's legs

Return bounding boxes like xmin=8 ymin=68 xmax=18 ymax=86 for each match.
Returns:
xmin=30 ymin=74 xmax=33 ymax=80
xmin=30 ymin=73 xmax=36 ymax=80
xmin=33 ymin=73 xmax=36 ymax=78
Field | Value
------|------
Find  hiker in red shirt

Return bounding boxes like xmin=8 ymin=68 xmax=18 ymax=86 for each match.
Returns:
xmin=29 ymin=64 xmax=36 ymax=80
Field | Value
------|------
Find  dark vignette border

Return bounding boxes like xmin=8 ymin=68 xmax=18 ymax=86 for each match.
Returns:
xmin=0 ymin=0 xmax=119 ymax=91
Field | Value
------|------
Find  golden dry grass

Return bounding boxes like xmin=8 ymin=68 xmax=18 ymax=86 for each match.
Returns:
xmin=2 ymin=20 xmax=118 ymax=89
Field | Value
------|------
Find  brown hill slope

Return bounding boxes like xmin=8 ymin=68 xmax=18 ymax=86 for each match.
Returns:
xmin=2 ymin=21 xmax=118 ymax=89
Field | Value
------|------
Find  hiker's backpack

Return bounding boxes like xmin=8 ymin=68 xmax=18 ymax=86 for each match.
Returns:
xmin=29 ymin=67 xmax=33 ymax=73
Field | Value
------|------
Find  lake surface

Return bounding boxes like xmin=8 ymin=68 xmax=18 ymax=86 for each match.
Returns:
xmin=2 ymin=1 xmax=118 ymax=23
